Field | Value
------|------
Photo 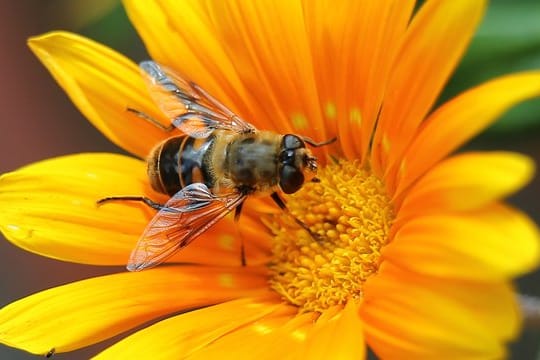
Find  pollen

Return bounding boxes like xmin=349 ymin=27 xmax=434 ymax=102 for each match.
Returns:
xmin=268 ymin=160 xmax=394 ymax=313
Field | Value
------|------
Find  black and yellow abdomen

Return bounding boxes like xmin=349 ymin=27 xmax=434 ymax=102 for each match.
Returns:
xmin=147 ymin=135 xmax=215 ymax=196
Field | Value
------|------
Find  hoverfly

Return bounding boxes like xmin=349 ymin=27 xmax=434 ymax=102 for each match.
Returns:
xmin=99 ymin=61 xmax=335 ymax=271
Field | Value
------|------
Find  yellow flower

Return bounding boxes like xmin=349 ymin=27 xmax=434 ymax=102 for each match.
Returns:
xmin=1 ymin=0 xmax=540 ymax=358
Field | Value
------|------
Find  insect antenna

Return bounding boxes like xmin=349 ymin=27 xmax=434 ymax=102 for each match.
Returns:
xmin=302 ymin=136 xmax=337 ymax=148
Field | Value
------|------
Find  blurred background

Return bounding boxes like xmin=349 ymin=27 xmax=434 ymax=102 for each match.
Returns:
xmin=0 ymin=0 xmax=539 ymax=358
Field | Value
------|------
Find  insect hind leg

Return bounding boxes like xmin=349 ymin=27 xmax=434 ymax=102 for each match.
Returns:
xmin=126 ymin=107 xmax=176 ymax=132
xmin=97 ymin=196 xmax=165 ymax=211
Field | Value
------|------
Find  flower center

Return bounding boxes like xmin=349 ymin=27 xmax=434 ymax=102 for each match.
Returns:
xmin=268 ymin=160 xmax=394 ymax=313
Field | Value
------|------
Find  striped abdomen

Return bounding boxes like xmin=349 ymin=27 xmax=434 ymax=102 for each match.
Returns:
xmin=147 ymin=135 xmax=215 ymax=196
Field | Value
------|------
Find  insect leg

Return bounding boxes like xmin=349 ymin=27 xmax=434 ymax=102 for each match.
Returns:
xmin=270 ymin=192 xmax=322 ymax=241
xmin=234 ymin=200 xmax=247 ymax=266
xmin=126 ymin=107 xmax=176 ymax=132
xmin=97 ymin=196 xmax=165 ymax=211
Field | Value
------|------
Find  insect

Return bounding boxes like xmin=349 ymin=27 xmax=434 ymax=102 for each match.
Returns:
xmin=45 ymin=348 xmax=55 ymax=358
xmin=98 ymin=61 xmax=335 ymax=271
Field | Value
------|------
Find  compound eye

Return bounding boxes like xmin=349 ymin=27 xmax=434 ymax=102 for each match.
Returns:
xmin=279 ymin=165 xmax=305 ymax=194
xmin=282 ymin=134 xmax=305 ymax=150
xmin=279 ymin=149 xmax=295 ymax=165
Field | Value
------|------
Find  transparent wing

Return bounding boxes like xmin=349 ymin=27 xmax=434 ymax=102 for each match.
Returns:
xmin=127 ymin=183 xmax=246 ymax=271
xmin=140 ymin=61 xmax=256 ymax=138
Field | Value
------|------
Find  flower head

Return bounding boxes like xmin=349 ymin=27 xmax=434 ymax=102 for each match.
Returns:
xmin=1 ymin=0 xmax=540 ymax=358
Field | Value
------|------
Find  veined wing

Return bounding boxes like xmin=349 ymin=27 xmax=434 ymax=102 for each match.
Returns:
xmin=127 ymin=183 xmax=246 ymax=271
xmin=140 ymin=61 xmax=256 ymax=138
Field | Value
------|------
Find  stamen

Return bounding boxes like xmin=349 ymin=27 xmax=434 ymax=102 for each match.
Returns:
xmin=268 ymin=160 xmax=394 ymax=313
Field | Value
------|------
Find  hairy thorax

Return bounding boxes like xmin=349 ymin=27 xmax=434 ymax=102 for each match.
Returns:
xmin=212 ymin=131 xmax=281 ymax=195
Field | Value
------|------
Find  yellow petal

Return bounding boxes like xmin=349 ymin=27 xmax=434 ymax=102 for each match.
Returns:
xmin=259 ymin=312 xmax=318 ymax=359
xmin=371 ymin=0 xmax=485 ymax=178
xmin=28 ymin=31 xmax=168 ymax=158
xmin=186 ymin=311 xmax=316 ymax=360
xmin=95 ymin=299 xmax=287 ymax=360
xmin=385 ymin=204 xmax=540 ymax=280
xmin=0 ymin=154 xmax=270 ymax=266
xmin=0 ymin=153 xmax=152 ymax=264
xmin=302 ymin=301 xmax=365 ymax=360
xmin=361 ymin=263 xmax=517 ymax=359
xmin=186 ymin=309 xmax=304 ymax=360
xmin=0 ymin=266 xmax=270 ymax=355
xmin=396 ymin=71 xmax=540 ymax=194
xmin=396 ymin=151 xmax=535 ymax=212
xmin=302 ymin=0 xmax=414 ymax=161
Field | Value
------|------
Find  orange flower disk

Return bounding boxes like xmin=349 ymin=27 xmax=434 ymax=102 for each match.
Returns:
xmin=1 ymin=0 xmax=540 ymax=358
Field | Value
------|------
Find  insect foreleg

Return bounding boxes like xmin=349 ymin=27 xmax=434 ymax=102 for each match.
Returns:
xmin=270 ymin=192 xmax=322 ymax=241
xmin=234 ymin=200 xmax=247 ymax=266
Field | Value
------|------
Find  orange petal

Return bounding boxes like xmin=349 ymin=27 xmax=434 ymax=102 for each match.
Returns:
xmin=302 ymin=301 xmax=365 ymax=360
xmin=178 ymin=212 xmax=272 ymax=267
xmin=302 ymin=0 xmax=415 ymax=162
xmin=0 ymin=153 xmax=270 ymax=266
xmin=372 ymin=0 xmax=486 ymax=179
xmin=361 ymin=263 xmax=517 ymax=359
xmin=396 ymin=151 xmax=535 ymax=213
xmin=125 ymin=0 xmax=357 ymax=164
xmin=0 ymin=266 xmax=270 ymax=354
xmin=385 ymin=203 xmax=540 ymax=281
xmin=94 ymin=298 xmax=287 ymax=359
xmin=28 ymin=31 xmax=169 ymax=158
xmin=396 ymin=71 xmax=540 ymax=194
xmin=125 ymin=1 xmax=315 ymax=133
xmin=123 ymin=0 xmax=252 ymax=127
